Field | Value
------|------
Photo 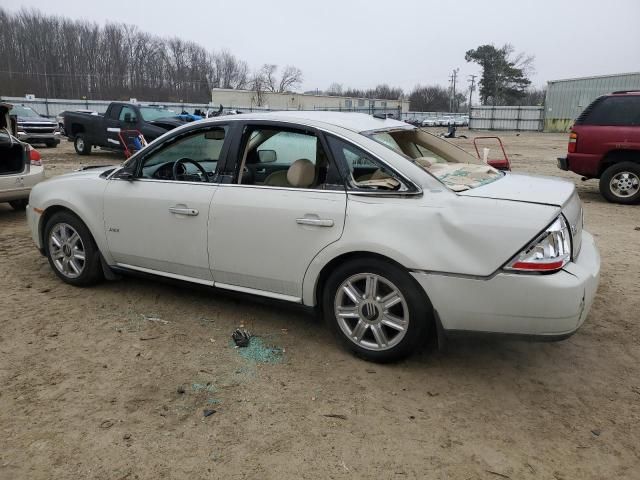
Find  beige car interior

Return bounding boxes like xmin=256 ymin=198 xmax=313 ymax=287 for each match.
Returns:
xmin=239 ymin=129 xmax=329 ymax=189
xmin=370 ymin=128 xmax=502 ymax=192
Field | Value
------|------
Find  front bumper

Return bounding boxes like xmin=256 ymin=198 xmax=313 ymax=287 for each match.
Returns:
xmin=411 ymin=231 xmax=600 ymax=338
xmin=17 ymin=132 xmax=60 ymax=144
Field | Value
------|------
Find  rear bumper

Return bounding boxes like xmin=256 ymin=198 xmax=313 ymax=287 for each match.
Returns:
xmin=411 ymin=231 xmax=600 ymax=338
xmin=557 ymin=156 xmax=569 ymax=171
xmin=0 ymin=166 xmax=45 ymax=202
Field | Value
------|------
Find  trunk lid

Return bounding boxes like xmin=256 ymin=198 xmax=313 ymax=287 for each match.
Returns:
xmin=459 ymin=172 xmax=575 ymax=206
xmin=460 ymin=172 xmax=584 ymax=259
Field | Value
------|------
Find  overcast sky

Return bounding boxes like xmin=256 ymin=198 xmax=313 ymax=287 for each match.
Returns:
xmin=4 ymin=0 xmax=639 ymax=92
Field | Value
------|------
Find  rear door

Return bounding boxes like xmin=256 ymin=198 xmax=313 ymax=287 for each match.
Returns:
xmin=209 ymin=122 xmax=346 ymax=300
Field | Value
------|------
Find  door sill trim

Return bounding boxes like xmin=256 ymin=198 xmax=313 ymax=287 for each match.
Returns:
xmin=114 ymin=264 xmax=302 ymax=303
xmin=116 ymin=263 xmax=214 ymax=286
xmin=213 ymin=282 xmax=302 ymax=303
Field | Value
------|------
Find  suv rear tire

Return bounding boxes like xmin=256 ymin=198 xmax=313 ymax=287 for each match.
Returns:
xmin=599 ymin=162 xmax=640 ymax=204
xmin=74 ymin=135 xmax=92 ymax=155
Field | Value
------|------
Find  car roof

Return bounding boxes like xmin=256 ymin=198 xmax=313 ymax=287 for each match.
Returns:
xmin=205 ymin=111 xmax=410 ymax=133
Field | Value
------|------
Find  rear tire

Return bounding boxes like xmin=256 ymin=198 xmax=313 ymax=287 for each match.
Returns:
xmin=599 ymin=162 xmax=640 ymax=204
xmin=322 ymin=258 xmax=431 ymax=362
xmin=74 ymin=135 xmax=91 ymax=155
xmin=9 ymin=199 xmax=28 ymax=210
xmin=44 ymin=211 xmax=103 ymax=286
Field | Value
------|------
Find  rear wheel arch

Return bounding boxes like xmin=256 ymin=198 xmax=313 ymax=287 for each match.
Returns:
xmin=314 ymin=251 xmax=434 ymax=313
xmin=599 ymin=149 xmax=640 ymax=177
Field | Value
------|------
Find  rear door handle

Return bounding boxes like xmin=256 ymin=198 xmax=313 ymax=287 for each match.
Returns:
xmin=169 ymin=206 xmax=199 ymax=216
xmin=296 ymin=217 xmax=334 ymax=227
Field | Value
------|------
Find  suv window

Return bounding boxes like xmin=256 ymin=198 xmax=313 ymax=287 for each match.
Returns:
xmin=583 ymin=96 xmax=640 ymax=126
xmin=140 ymin=127 xmax=226 ymax=181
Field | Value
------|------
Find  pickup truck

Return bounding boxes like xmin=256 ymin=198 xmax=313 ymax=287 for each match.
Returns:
xmin=10 ymin=104 xmax=60 ymax=147
xmin=63 ymin=102 xmax=187 ymax=155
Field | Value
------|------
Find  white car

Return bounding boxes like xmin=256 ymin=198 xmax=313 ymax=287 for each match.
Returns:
xmin=26 ymin=111 xmax=600 ymax=362
xmin=1 ymin=103 xmax=45 ymax=210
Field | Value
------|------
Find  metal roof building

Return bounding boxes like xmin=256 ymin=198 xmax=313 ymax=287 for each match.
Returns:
xmin=544 ymin=72 xmax=640 ymax=132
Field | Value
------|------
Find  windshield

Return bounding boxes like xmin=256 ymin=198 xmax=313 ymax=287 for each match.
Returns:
xmin=138 ymin=106 xmax=177 ymax=121
xmin=367 ymin=128 xmax=502 ymax=192
xmin=10 ymin=105 xmax=42 ymax=118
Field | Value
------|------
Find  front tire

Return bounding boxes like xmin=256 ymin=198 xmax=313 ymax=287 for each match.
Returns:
xmin=45 ymin=141 xmax=57 ymax=148
xmin=74 ymin=135 xmax=91 ymax=155
xmin=323 ymin=258 xmax=431 ymax=362
xmin=9 ymin=199 xmax=28 ymax=210
xmin=44 ymin=211 xmax=103 ymax=286
xmin=599 ymin=162 xmax=640 ymax=204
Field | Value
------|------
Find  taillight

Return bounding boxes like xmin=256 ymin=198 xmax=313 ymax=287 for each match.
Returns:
xmin=504 ymin=216 xmax=571 ymax=273
xmin=568 ymin=131 xmax=577 ymax=153
xmin=28 ymin=145 xmax=42 ymax=166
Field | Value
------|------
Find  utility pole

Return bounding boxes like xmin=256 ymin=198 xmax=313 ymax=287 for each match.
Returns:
xmin=449 ymin=68 xmax=459 ymax=112
xmin=468 ymin=74 xmax=477 ymax=113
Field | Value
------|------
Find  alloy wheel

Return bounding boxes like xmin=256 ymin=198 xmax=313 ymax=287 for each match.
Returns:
xmin=610 ymin=171 xmax=640 ymax=198
xmin=48 ymin=223 xmax=86 ymax=279
xmin=334 ymin=273 xmax=409 ymax=351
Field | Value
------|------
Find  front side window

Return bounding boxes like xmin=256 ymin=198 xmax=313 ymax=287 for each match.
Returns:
xmin=237 ymin=127 xmax=342 ymax=190
xmin=367 ymin=128 xmax=502 ymax=192
xmin=119 ymin=106 xmax=137 ymax=122
xmin=139 ymin=127 xmax=226 ymax=181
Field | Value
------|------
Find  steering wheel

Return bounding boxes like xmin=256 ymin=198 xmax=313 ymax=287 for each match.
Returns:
xmin=172 ymin=158 xmax=209 ymax=182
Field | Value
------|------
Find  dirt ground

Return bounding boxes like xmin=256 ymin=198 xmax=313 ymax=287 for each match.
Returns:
xmin=1 ymin=131 xmax=639 ymax=480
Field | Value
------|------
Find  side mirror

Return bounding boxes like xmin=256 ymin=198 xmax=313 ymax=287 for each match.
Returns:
xmin=257 ymin=149 xmax=277 ymax=163
xmin=115 ymin=170 xmax=134 ymax=181
xmin=123 ymin=113 xmax=137 ymax=123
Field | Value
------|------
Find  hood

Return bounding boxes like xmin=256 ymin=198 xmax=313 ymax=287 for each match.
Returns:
xmin=150 ymin=117 xmax=186 ymax=128
xmin=458 ymin=172 xmax=575 ymax=207
xmin=53 ymin=165 xmax=117 ymax=180
xmin=17 ymin=116 xmax=56 ymax=124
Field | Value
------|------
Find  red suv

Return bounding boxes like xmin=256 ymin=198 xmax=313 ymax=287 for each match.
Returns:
xmin=558 ymin=91 xmax=640 ymax=204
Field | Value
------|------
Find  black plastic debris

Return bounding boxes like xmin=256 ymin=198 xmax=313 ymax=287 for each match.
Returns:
xmin=232 ymin=329 xmax=252 ymax=348
xmin=203 ymin=409 xmax=216 ymax=417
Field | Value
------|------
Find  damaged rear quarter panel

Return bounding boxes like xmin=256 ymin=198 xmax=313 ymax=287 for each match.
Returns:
xmin=302 ymin=192 xmax=559 ymax=305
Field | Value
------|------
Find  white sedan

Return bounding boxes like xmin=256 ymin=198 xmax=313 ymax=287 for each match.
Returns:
xmin=1 ymin=103 xmax=46 ymax=210
xmin=26 ymin=112 xmax=600 ymax=362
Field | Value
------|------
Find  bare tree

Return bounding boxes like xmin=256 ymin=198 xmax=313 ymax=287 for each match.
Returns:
xmin=326 ymin=83 xmax=343 ymax=96
xmin=278 ymin=65 xmax=303 ymax=92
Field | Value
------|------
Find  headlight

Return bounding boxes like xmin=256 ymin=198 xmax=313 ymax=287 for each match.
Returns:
xmin=504 ymin=216 xmax=571 ymax=273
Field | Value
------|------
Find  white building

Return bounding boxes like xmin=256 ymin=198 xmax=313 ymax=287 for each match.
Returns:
xmin=211 ymin=88 xmax=409 ymax=114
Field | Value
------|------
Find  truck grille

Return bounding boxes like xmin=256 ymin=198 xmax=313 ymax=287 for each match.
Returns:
xmin=22 ymin=122 xmax=56 ymax=134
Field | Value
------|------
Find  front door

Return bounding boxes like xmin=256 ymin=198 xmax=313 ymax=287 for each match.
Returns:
xmin=209 ymin=123 xmax=347 ymax=300
xmin=103 ymin=125 xmax=228 ymax=283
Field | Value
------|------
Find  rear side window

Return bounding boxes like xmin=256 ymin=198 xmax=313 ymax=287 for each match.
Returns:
xmin=582 ymin=96 xmax=640 ymax=126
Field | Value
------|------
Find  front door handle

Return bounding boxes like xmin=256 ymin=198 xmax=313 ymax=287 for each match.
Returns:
xmin=169 ymin=206 xmax=199 ymax=216
xmin=296 ymin=217 xmax=334 ymax=227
